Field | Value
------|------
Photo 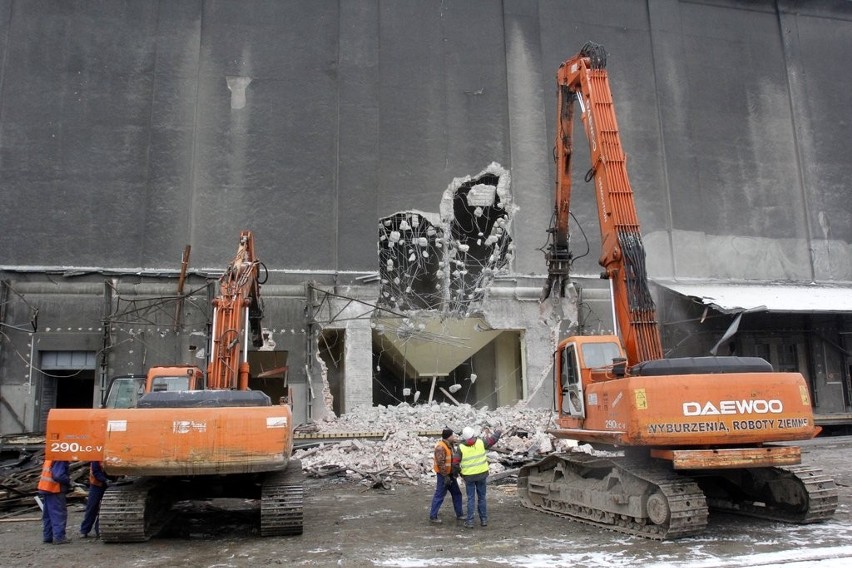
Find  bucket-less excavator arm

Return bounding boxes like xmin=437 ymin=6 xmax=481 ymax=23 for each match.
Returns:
xmin=542 ymin=42 xmax=661 ymax=365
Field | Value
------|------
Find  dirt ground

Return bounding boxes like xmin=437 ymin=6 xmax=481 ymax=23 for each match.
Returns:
xmin=3 ymin=436 xmax=852 ymax=568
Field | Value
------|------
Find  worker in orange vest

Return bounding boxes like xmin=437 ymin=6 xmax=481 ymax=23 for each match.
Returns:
xmin=37 ymin=459 xmax=71 ymax=544
xmin=428 ymin=428 xmax=464 ymax=524
xmin=80 ymin=461 xmax=108 ymax=538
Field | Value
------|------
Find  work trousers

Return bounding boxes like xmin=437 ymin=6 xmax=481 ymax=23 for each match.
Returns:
xmin=40 ymin=491 xmax=68 ymax=543
xmin=464 ymin=477 xmax=487 ymax=524
xmin=429 ymin=474 xmax=463 ymax=520
xmin=80 ymin=484 xmax=106 ymax=536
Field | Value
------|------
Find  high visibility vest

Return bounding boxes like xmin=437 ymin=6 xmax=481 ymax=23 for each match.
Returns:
xmin=459 ymin=439 xmax=489 ymax=476
xmin=89 ymin=463 xmax=105 ymax=487
xmin=433 ymin=440 xmax=453 ymax=474
xmin=37 ymin=460 xmax=61 ymax=493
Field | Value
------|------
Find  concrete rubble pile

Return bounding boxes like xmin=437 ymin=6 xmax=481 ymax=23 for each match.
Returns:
xmin=294 ymin=402 xmax=580 ymax=487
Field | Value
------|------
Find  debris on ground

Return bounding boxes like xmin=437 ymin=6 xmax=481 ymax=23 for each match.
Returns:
xmin=294 ymin=402 xmax=577 ymax=487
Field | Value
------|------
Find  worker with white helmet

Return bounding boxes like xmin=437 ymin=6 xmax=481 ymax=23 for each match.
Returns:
xmin=458 ymin=426 xmax=502 ymax=528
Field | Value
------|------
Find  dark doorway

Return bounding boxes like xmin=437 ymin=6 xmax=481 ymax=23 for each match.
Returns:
xmin=248 ymin=350 xmax=290 ymax=404
xmin=39 ymin=369 xmax=96 ymax=431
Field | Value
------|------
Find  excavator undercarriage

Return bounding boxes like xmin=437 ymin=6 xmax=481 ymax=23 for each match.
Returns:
xmin=518 ymin=452 xmax=708 ymax=539
xmin=518 ymin=450 xmax=837 ymax=540
xmin=691 ymin=463 xmax=837 ymax=524
xmin=99 ymin=459 xmax=304 ymax=542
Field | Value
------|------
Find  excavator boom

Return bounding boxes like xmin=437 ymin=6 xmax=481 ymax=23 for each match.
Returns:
xmin=544 ymin=42 xmax=662 ymax=364
xmin=208 ymin=230 xmax=265 ymax=390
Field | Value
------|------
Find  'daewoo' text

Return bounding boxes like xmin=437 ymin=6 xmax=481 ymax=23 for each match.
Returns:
xmin=683 ymin=399 xmax=783 ymax=416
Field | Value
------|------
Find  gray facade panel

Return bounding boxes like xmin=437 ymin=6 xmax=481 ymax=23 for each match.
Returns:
xmin=782 ymin=7 xmax=852 ymax=282
xmin=338 ymin=0 xmax=380 ymax=271
xmin=672 ymin=2 xmax=802 ymax=239
xmin=189 ymin=0 xmax=340 ymax=268
xmin=376 ymin=1 xmax=450 ymax=214
xmin=504 ymin=0 xmax=548 ymax=276
xmin=140 ymin=2 xmax=203 ymax=265
xmin=440 ymin=1 xmax=511 ymax=173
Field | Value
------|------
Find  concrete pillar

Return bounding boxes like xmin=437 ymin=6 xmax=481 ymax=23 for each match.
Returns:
xmin=342 ymin=320 xmax=373 ymax=414
xmin=521 ymin=323 xmax=558 ymax=409
xmin=495 ymin=332 xmax=521 ymax=407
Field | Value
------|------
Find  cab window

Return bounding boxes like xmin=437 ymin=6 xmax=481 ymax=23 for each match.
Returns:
xmin=561 ymin=345 xmax=578 ymax=387
xmin=151 ymin=376 xmax=191 ymax=392
xmin=581 ymin=342 xmax=622 ymax=369
xmin=104 ymin=378 xmax=145 ymax=409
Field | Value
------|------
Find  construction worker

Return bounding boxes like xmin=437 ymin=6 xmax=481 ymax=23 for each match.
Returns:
xmin=80 ymin=461 xmax=108 ymax=538
xmin=428 ymin=428 xmax=464 ymax=524
xmin=37 ymin=459 xmax=71 ymax=544
xmin=458 ymin=426 xmax=502 ymax=528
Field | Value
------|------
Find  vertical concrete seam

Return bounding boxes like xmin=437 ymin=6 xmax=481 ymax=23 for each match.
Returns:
xmin=333 ymin=0 xmax=342 ymax=272
xmin=140 ymin=1 xmax=162 ymax=267
xmin=440 ymin=0 xmax=449 ymax=170
xmin=0 ymin=0 xmax=13 ymax=132
xmin=774 ymin=1 xmax=815 ymax=283
xmin=187 ymin=0 xmax=205 ymax=246
xmin=645 ymin=0 xmax=677 ymax=279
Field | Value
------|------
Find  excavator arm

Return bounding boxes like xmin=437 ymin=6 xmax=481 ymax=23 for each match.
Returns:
xmin=544 ymin=42 xmax=662 ymax=365
xmin=207 ymin=230 xmax=265 ymax=390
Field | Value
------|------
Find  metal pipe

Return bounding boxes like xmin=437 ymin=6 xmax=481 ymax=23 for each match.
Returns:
xmin=609 ymin=278 xmax=619 ymax=339
xmin=243 ymin=307 xmax=249 ymax=364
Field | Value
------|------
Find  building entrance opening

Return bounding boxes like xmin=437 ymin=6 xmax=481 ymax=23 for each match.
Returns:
xmin=372 ymin=317 xmax=522 ymax=409
xmin=38 ymin=350 xmax=97 ymax=431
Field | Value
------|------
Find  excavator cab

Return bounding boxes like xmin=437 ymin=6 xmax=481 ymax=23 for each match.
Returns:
xmin=146 ymin=365 xmax=204 ymax=392
xmin=556 ymin=335 xmax=624 ymax=420
xmin=102 ymin=367 xmax=205 ymax=408
xmin=102 ymin=375 xmax=146 ymax=409
xmin=559 ymin=343 xmax=583 ymax=417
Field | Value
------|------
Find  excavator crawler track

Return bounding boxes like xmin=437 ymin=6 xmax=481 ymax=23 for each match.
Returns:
xmin=696 ymin=464 xmax=838 ymax=524
xmin=261 ymin=459 xmax=304 ymax=536
xmin=518 ymin=452 xmax=708 ymax=540
xmin=100 ymin=479 xmax=176 ymax=543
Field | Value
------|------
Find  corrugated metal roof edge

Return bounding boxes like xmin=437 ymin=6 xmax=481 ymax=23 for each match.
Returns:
xmin=652 ymin=280 xmax=852 ymax=314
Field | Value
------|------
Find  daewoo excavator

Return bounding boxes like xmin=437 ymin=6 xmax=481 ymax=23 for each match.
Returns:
xmin=518 ymin=43 xmax=837 ymax=539
xmin=45 ymin=231 xmax=303 ymax=541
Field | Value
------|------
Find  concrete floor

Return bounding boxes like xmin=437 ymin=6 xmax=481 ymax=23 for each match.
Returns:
xmin=3 ymin=436 xmax=852 ymax=567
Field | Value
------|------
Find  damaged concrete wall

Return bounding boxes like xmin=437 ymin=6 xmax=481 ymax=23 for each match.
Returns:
xmin=378 ymin=163 xmax=514 ymax=316
xmin=309 ymin=279 xmax=570 ymax=416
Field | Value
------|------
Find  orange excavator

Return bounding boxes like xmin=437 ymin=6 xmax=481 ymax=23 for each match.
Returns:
xmin=519 ymin=43 xmax=837 ymax=539
xmin=45 ymin=231 xmax=303 ymax=541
